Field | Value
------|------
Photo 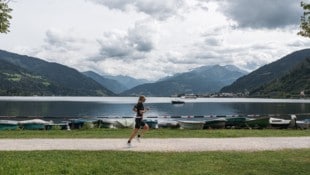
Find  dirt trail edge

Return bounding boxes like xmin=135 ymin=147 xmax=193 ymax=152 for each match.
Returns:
xmin=0 ymin=137 xmax=309 ymax=152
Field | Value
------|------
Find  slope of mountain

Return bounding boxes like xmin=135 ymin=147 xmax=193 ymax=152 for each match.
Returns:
xmin=0 ymin=59 xmax=53 ymax=95
xmin=121 ymin=65 xmax=247 ymax=96
xmin=83 ymin=71 xmax=127 ymax=94
xmin=221 ymin=49 xmax=310 ymax=93
xmin=104 ymin=75 xmax=152 ymax=89
xmin=250 ymin=58 xmax=310 ymax=98
xmin=0 ymin=50 xmax=114 ymax=96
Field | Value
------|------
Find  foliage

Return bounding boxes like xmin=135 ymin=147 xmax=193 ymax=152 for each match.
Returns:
xmin=299 ymin=2 xmax=310 ymax=38
xmin=0 ymin=0 xmax=12 ymax=33
xmin=251 ymin=58 xmax=310 ymax=98
xmin=0 ymin=149 xmax=309 ymax=175
xmin=221 ymin=49 xmax=310 ymax=97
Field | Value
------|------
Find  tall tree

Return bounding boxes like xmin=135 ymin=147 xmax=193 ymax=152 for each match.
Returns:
xmin=0 ymin=0 xmax=12 ymax=33
xmin=298 ymin=1 xmax=310 ymax=38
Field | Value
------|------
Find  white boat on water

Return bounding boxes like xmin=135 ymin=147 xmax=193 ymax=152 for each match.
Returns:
xmin=178 ymin=120 xmax=205 ymax=129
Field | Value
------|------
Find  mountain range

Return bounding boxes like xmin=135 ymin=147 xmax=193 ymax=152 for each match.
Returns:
xmin=120 ymin=65 xmax=247 ymax=96
xmin=83 ymin=71 xmax=151 ymax=94
xmin=221 ymin=49 xmax=310 ymax=97
xmin=0 ymin=49 xmax=309 ymax=97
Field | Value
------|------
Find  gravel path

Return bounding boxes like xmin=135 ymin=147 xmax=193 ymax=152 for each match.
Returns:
xmin=0 ymin=137 xmax=309 ymax=152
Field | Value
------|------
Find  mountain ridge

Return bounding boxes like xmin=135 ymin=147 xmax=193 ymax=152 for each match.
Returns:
xmin=121 ymin=65 xmax=247 ymax=96
xmin=221 ymin=49 xmax=310 ymax=94
xmin=0 ymin=50 xmax=114 ymax=96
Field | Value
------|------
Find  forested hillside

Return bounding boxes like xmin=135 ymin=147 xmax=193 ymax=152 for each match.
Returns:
xmin=250 ymin=58 xmax=310 ymax=98
xmin=0 ymin=50 xmax=114 ymax=96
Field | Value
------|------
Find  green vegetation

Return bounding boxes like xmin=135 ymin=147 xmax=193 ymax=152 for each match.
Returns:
xmin=0 ymin=0 xmax=12 ymax=33
xmin=299 ymin=2 xmax=310 ymax=38
xmin=0 ymin=149 xmax=309 ymax=175
xmin=1 ymin=129 xmax=309 ymax=174
xmin=0 ymin=50 xmax=114 ymax=96
xmin=221 ymin=49 xmax=310 ymax=98
xmin=0 ymin=129 xmax=309 ymax=138
xmin=251 ymin=58 xmax=310 ymax=98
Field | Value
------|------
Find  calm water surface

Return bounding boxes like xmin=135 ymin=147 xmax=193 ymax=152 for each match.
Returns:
xmin=0 ymin=97 xmax=309 ymax=120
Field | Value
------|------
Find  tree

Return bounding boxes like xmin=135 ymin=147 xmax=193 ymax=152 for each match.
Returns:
xmin=0 ymin=0 xmax=12 ymax=33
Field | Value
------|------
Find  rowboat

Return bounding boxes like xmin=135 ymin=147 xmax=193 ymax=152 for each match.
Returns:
xmin=143 ymin=119 xmax=158 ymax=129
xmin=157 ymin=119 xmax=180 ymax=129
xmin=225 ymin=117 xmax=247 ymax=128
xmin=203 ymin=118 xmax=226 ymax=129
xmin=97 ymin=118 xmax=116 ymax=128
xmin=245 ymin=117 xmax=270 ymax=129
xmin=296 ymin=119 xmax=310 ymax=129
xmin=114 ymin=118 xmax=135 ymax=128
xmin=18 ymin=119 xmax=51 ymax=130
xmin=0 ymin=120 xmax=19 ymax=130
xmin=45 ymin=121 xmax=71 ymax=130
xmin=269 ymin=117 xmax=292 ymax=129
xmin=178 ymin=120 xmax=205 ymax=129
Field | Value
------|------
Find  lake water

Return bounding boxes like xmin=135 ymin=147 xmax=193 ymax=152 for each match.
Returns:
xmin=0 ymin=97 xmax=310 ymax=120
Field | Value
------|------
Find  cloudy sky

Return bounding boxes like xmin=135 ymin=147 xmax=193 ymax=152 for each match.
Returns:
xmin=0 ymin=0 xmax=309 ymax=81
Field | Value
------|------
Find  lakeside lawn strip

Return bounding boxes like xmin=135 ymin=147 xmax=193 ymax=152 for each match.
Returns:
xmin=0 ymin=149 xmax=309 ymax=175
xmin=0 ymin=128 xmax=309 ymax=138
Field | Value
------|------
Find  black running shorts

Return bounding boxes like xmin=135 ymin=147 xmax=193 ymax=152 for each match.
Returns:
xmin=135 ymin=118 xmax=146 ymax=129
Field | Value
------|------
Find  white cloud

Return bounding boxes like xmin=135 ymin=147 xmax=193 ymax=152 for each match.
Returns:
xmin=0 ymin=0 xmax=308 ymax=81
xmin=90 ymin=0 xmax=186 ymax=20
xmin=96 ymin=19 xmax=158 ymax=61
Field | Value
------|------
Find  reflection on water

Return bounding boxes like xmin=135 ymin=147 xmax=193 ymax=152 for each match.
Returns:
xmin=0 ymin=98 xmax=310 ymax=120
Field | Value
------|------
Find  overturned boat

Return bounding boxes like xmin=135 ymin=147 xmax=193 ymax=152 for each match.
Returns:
xmin=178 ymin=120 xmax=205 ymax=130
xmin=0 ymin=120 xmax=19 ymax=130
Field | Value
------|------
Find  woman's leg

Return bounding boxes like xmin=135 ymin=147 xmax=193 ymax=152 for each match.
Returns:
xmin=128 ymin=128 xmax=139 ymax=142
xmin=140 ymin=124 xmax=149 ymax=137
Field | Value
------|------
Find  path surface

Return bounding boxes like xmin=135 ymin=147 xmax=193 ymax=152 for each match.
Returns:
xmin=0 ymin=137 xmax=309 ymax=152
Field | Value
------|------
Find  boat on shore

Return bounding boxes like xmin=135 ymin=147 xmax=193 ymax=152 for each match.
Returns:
xmin=97 ymin=118 xmax=116 ymax=129
xmin=245 ymin=117 xmax=270 ymax=129
xmin=143 ymin=119 xmax=158 ymax=129
xmin=114 ymin=118 xmax=135 ymax=128
xmin=203 ymin=118 xmax=226 ymax=129
xmin=296 ymin=119 xmax=310 ymax=129
xmin=225 ymin=117 xmax=248 ymax=128
xmin=158 ymin=119 xmax=180 ymax=129
xmin=178 ymin=120 xmax=205 ymax=129
xmin=18 ymin=119 xmax=51 ymax=130
xmin=269 ymin=115 xmax=296 ymax=129
xmin=0 ymin=120 xmax=19 ymax=130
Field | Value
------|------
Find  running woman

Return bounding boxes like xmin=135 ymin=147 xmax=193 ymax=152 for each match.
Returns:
xmin=127 ymin=95 xmax=149 ymax=146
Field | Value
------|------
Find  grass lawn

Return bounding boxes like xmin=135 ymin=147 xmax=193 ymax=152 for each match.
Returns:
xmin=1 ymin=129 xmax=309 ymax=174
xmin=0 ymin=149 xmax=309 ymax=175
xmin=0 ymin=128 xmax=309 ymax=138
